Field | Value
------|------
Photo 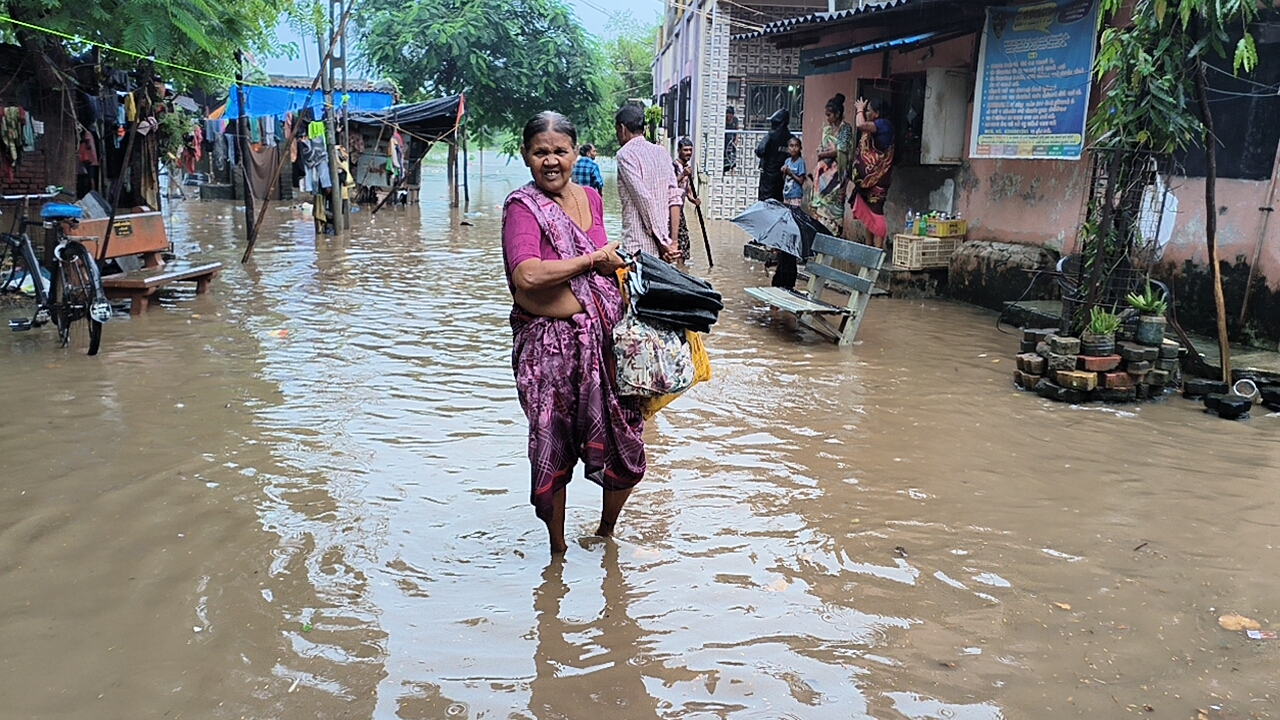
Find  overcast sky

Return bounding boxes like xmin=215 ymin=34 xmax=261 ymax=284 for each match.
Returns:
xmin=264 ymin=0 xmax=665 ymax=78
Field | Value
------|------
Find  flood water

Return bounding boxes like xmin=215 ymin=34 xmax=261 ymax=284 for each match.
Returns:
xmin=2 ymin=156 xmax=1278 ymax=720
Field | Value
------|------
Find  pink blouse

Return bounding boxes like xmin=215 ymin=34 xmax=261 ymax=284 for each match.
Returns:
xmin=503 ymin=187 xmax=607 ymax=287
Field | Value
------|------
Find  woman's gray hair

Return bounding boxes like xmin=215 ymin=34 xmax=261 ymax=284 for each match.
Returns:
xmin=521 ymin=111 xmax=578 ymax=150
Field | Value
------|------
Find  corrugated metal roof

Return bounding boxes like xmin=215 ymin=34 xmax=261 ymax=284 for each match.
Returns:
xmin=731 ymin=0 xmax=917 ymax=42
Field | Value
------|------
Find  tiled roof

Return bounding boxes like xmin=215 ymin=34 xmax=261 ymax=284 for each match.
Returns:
xmin=267 ymin=75 xmax=395 ymax=94
xmin=731 ymin=0 xmax=916 ymax=41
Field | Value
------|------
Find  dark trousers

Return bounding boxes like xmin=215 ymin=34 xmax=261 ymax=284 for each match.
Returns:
xmin=771 ymin=252 xmax=798 ymax=289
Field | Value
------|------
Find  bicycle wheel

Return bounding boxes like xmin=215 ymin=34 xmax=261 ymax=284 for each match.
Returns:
xmin=55 ymin=241 xmax=106 ymax=356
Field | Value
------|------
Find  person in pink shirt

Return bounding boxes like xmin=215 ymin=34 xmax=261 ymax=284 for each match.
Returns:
xmin=501 ymin=111 xmax=646 ymax=556
xmin=614 ymin=104 xmax=683 ymax=263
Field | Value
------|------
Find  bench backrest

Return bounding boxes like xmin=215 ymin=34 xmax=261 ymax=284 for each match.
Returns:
xmin=806 ymin=234 xmax=884 ymax=296
xmin=804 ymin=233 xmax=884 ymax=344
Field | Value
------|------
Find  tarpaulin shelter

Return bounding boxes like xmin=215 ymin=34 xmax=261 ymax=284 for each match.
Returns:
xmin=346 ymin=95 xmax=464 ymax=141
xmin=346 ymin=95 xmax=465 ymax=201
xmin=217 ymin=83 xmax=395 ymax=120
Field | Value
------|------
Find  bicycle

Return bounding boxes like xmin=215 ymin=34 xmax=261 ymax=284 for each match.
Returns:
xmin=1 ymin=192 xmax=110 ymax=356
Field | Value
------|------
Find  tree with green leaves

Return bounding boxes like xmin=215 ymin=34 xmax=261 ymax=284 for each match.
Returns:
xmin=356 ymin=0 xmax=606 ymax=143
xmin=1 ymin=0 xmax=290 ymax=87
xmin=585 ymin=13 xmax=658 ymax=155
xmin=2 ymin=0 xmax=291 ymax=190
xmin=1092 ymin=0 xmax=1261 ymax=380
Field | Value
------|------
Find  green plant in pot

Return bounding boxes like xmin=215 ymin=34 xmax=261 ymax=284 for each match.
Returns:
xmin=1126 ymin=282 xmax=1169 ymax=346
xmin=1081 ymin=306 xmax=1121 ymax=356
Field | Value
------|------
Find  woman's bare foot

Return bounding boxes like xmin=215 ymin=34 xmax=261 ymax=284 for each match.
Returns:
xmin=597 ymin=488 xmax=632 ymax=539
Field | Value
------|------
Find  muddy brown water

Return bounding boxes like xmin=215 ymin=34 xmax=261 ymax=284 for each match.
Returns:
xmin=2 ymin=159 xmax=1278 ymax=720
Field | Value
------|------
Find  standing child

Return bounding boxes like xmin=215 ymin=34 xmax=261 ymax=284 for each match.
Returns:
xmin=781 ymin=137 xmax=806 ymax=208
xmin=772 ymin=136 xmax=808 ymax=289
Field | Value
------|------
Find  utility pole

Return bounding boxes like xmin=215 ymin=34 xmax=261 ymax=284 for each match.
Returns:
xmin=322 ymin=0 xmax=344 ymax=234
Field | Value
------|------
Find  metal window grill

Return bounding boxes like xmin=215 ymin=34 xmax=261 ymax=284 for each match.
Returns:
xmin=1060 ymin=148 xmax=1175 ymax=331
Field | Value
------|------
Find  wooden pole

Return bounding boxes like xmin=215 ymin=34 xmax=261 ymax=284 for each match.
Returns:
xmin=448 ymin=139 xmax=458 ymax=208
xmin=1195 ymin=55 xmax=1232 ymax=381
xmin=234 ymin=51 xmax=256 ymax=242
xmin=461 ymin=116 xmax=469 ymax=209
xmin=241 ymin=0 xmax=353 ymax=264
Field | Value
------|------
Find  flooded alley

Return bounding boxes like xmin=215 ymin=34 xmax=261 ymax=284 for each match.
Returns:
xmin=2 ymin=160 xmax=1278 ymax=720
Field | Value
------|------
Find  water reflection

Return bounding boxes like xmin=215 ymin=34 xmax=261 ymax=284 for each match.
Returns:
xmin=531 ymin=544 xmax=659 ymax=719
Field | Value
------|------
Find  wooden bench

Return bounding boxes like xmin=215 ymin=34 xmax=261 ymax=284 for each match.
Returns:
xmin=101 ymin=261 xmax=223 ymax=315
xmin=745 ymin=234 xmax=885 ymax=346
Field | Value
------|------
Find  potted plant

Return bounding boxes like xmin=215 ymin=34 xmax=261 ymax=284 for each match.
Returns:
xmin=1126 ymin=282 xmax=1169 ymax=346
xmin=1081 ymin=306 xmax=1121 ymax=356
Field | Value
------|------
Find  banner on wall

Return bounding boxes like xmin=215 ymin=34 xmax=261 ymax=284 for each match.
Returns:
xmin=969 ymin=0 xmax=1099 ymax=160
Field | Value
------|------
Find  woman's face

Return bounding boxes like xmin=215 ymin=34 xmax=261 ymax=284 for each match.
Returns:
xmin=866 ymin=105 xmax=880 ymax=122
xmin=522 ymin=130 xmax=576 ymax=195
xmin=678 ymin=145 xmax=693 ymax=163
xmin=825 ymin=108 xmax=839 ymax=125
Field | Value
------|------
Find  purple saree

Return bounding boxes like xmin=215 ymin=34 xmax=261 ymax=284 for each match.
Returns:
xmin=503 ymin=184 xmax=646 ymax=522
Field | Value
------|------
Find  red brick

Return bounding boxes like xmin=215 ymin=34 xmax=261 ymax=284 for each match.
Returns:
xmin=1077 ymin=354 xmax=1122 ymax=372
xmin=1100 ymin=371 xmax=1131 ymax=389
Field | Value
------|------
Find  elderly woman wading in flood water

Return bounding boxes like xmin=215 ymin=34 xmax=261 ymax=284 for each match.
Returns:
xmin=501 ymin=112 xmax=647 ymax=556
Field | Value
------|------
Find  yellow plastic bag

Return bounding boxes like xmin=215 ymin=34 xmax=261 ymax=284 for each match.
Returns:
xmin=640 ymin=330 xmax=710 ymax=419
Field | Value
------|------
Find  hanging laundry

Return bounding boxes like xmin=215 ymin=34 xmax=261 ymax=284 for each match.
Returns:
xmin=308 ymin=120 xmax=326 ymax=140
xmin=1 ymin=107 xmax=26 ymax=177
xmin=21 ymin=110 xmax=36 ymax=152
xmin=248 ymin=117 xmax=261 ymax=144
xmin=263 ymin=116 xmax=277 ymax=147
xmin=298 ymin=135 xmax=331 ymax=193
xmin=78 ymin=131 xmax=99 ymax=167
xmin=124 ymin=92 xmax=137 ymax=123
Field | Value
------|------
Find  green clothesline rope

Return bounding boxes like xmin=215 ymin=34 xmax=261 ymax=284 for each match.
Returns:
xmin=0 ymin=13 xmax=265 ymax=87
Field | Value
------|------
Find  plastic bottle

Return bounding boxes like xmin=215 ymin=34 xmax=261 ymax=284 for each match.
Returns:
xmin=905 ymin=210 xmax=914 ymax=235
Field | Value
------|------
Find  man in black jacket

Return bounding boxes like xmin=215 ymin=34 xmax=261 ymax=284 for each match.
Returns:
xmin=755 ymin=108 xmax=792 ymax=202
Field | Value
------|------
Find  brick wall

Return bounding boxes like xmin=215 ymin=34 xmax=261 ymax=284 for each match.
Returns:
xmin=1 ymin=147 xmax=51 ymax=196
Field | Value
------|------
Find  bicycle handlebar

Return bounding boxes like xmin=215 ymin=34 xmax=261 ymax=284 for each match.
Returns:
xmin=1 ymin=193 xmax=60 ymax=201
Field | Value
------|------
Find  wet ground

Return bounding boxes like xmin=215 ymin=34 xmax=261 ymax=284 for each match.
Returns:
xmin=2 ymin=157 xmax=1278 ymax=720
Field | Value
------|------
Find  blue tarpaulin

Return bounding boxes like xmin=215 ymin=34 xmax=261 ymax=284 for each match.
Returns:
xmin=219 ymin=86 xmax=394 ymax=119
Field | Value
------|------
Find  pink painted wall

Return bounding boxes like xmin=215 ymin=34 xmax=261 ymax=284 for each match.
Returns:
xmin=791 ymin=24 xmax=1280 ymax=296
xmin=1161 ymin=178 xmax=1278 ymax=273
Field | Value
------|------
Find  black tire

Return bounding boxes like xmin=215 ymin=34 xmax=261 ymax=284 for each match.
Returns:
xmin=55 ymin=241 xmax=104 ymax=356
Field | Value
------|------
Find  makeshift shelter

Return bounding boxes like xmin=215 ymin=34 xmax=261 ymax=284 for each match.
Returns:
xmin=346 ymin=95 xmax=464 ymax=205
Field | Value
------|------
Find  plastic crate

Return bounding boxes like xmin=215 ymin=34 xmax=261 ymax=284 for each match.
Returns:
xmin=892 ymin=234 xmax=961 ymax=270
xmin=925 ymin=219 xmax=967 ymax=237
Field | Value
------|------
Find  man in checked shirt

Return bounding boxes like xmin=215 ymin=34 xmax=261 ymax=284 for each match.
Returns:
xmin=613 ymin=104 xmax=683 ymax=264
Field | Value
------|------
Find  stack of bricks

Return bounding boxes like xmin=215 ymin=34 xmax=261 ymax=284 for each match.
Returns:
xmin=1012 ymin=328 xmax=1184 ymax=404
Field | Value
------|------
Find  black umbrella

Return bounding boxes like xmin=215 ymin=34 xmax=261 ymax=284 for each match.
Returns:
xmin=731 ymin=200 xmax=823 ymax=259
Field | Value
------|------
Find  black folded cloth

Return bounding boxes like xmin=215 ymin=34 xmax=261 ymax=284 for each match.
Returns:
xmin=627 ymin=251 xmax=723 ymax=333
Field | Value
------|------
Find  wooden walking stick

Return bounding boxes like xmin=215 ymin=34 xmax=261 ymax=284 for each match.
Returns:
xmin=687 ymin=172 xmax=713 ymax=268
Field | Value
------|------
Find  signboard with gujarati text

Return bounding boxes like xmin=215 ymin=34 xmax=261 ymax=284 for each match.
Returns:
xmin=969 ymin=0 xmax=1099 ymax=160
